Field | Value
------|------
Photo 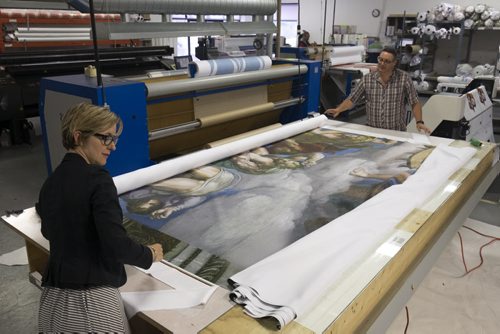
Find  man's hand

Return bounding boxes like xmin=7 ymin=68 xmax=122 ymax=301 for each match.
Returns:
xmin=416 ymin=122 xmax=431 ymax=134
xmin=325 ymin=108 xmax=342 ymax=118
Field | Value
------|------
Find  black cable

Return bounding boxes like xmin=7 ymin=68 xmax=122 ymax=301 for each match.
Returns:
xmin=321 ymin=0 xmax=328 ymax=68
xmin=89 ymin=0 xmax=107 ymax=105
xmin=331 ymin=0 xmax=336 ymax=40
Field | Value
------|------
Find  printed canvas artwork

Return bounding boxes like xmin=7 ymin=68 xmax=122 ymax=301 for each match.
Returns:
xmin=121 ymin=128 xmax=433 ymax=288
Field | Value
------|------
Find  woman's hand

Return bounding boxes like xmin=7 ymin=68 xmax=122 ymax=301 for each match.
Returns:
xmin=148 ymin=243 xmax=164 ymax=262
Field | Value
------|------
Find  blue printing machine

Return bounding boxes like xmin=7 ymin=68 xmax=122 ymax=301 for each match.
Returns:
xmin=39 ymin=59 xmax=321 ymax=177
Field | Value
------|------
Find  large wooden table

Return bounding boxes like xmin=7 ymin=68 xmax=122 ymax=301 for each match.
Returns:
xmin=2 ymin=121 xmax=499 ymax=333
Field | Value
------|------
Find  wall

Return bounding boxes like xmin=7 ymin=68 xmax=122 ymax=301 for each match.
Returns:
xmin=297 ymin=1 xmax=499 ymax=75
xmin=298 ymin=0 xmax=386 ymax=42
xmin=381 ymin=0 xmax=489 ymax=16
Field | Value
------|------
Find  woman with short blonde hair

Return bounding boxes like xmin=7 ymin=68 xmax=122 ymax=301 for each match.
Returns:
xmin=36 ymin=102 xmax=163 ymax=333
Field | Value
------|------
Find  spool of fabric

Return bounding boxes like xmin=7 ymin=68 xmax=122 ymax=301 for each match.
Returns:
xmin=464 ymin=19 xmax=474 ymax=29
xmin=330 ymin=45 xmax=364 ymax=66
xmin=424 ymin=24 xmax=436 ymax=36
xmin=454 ymin=12 xmax=465 ymax=21
xmin=473 ymin=65 xmax=486 ymax=77
xmin=417 ymin=11 xmax=427 ymax=21
xmin=400 ymin=54 xmax=412 ymax=65
xmin=465 ymin=5 xmax=475 ymax=17
xmin=456 ymin=63 xmax=473 ymax=77
xmin=331 ymin=45 xmax=365 ymax=57
xmin=436 ymin=28 xmax=448 ymax=39
xmin=411 ymin=26 xmax=421 ymax=35
xmin=330 ymin=54 xmax=363 ymax=66
xmin=437 ymin=76 xmax=473 ymax=84
xmin=405 ymin=44 xmax=422 ymax=55
xmin=188 ymin=56 xmax=272 ymax=78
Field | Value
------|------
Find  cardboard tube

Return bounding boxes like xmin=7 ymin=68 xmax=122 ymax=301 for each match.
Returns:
xmin=405 ymin=45 xmax=422 ymax=55
xmin=198 ymin=102 xmax=275 ymax=128
xmin=205 ymin=123 xmax=282 ymax=148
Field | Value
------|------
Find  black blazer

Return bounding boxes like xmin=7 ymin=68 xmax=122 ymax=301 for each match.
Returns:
xmin=36 ymin=153 xmax=152 ymax=289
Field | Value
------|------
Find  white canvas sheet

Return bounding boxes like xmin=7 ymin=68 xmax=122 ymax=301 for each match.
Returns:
xmin=229 ymin=144 xmax=477 ymax=328
xmin=121 ymin=262 xmax=217 ymax=318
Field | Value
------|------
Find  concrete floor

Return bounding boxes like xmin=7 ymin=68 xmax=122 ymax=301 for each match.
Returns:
xmin=0 ymin=137 xmax=46 ymax=334
xmin=1 ymin=129 xmax=499 ymax=333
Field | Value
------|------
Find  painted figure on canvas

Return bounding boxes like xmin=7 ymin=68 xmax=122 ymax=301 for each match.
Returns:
xmin=121 ymin=128 xmax=433 ymax=286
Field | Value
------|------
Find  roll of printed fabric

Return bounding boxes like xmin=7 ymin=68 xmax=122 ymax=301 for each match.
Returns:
xmin=189 ymin=56 xmax=272 ymax=78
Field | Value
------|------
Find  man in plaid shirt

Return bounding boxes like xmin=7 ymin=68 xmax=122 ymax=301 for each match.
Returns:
xmin=326 ymin=47 xmax=431 ymax=134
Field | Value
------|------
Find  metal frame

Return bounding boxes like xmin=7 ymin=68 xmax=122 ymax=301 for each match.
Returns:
xmin=367 ymin=159 xmax=500 ymax=333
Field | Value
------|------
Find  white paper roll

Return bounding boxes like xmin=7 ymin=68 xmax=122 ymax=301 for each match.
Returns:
xmin=113 ymin=115 xmax=328 ymax=194
xmin=330 ymin=54 xmax=363 ymax=66
xmin=437 ymin=76 xmax=473 ymax=84
xmin=331 ymin=45 xmax=365 ymax=57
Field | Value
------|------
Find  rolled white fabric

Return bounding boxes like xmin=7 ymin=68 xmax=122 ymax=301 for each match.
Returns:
xmin=329 ymin=46 xmax=364 ymax=68
xmin=113 ymin=115 xmax=328 ymax=195
xmin=417 ymin=12 xmax=427 ymax=22
xmin=455 ymin=63 xmax=472 ymax=77
xmin=331 ymin=45 xmax=365 ymax=57
xmin=424 ymin=24 xmax=436 ymax=36
xmin=464 ymin=19 xmax=474 ymax=29
xmin=454 ymin=12 xmax=465 ymax=21
xmin=475 ymin=4 xmax=486 ymax=14
xmin=330 ymin=54 xmax=363 ymax=66
xmin=411 ymin=26 xmax=421 ymax=35
xmin=490 ymin=10 xmax=500 ymax=21
xmin=465 ymin=6 xmax=475 ymax=17
xmin=437 ymin=76 xmax=473 ymax=84
xmin=436 ymin=28 xmax=448 ymax=39
xmin=473 ymin=65 xmax=486 ymax=77
xmin=188 ymin=56 xmax=272 ymax=78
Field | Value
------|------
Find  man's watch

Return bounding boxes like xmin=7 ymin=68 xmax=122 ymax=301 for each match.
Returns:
xmin=416 ymin=120 xmax=425 ymax=125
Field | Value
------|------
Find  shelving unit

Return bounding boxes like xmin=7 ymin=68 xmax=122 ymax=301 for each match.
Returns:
xmin=0 ymin=8 xmax=138 ymax=52
xmin=385 ymin=13 xmax=417 ymax=37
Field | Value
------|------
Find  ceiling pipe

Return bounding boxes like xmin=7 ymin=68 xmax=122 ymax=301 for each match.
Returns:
xmin=72 ymin=0 xmax=277 ymax=15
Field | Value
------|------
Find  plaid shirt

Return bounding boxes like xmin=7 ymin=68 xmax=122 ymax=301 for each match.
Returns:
xmin=348 ymin=69 xmax=419 ymax=131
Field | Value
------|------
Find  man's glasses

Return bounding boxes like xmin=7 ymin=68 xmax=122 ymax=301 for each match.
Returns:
xmin=377 ymin=56 xmax=395 ymax=64
xmin=93 ymin=133 xmax=119 ymax=146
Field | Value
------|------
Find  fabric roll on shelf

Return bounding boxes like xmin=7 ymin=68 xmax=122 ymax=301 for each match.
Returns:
xmin=437 ymin=76 xmax=473 ymax=84
xmin=405 ymin=44 xmax=422 ymax=55
xmin=188 ymin=56 xmax=272 ymax=78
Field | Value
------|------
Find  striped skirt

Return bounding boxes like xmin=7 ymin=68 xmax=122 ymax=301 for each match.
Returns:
xmin=38 ymin=285 xmax=131 ymax=334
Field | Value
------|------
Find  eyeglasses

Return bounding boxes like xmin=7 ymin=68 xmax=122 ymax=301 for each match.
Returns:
xmin=93 ymin=133 xmax=119 ymax=146
xmin=377 ymin=56 xmax=395 ymax=64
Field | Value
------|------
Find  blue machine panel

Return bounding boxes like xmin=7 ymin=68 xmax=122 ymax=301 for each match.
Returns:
xmin=39 ymin=75 xmax=152 ymax=177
